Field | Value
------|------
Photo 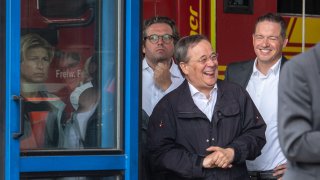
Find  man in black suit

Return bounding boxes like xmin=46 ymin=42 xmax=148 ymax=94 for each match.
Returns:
xmin=225 ymin=13 xmax=288 ymax=180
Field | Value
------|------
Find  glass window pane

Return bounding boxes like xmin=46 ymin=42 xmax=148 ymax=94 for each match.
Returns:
xmin=21 ymin=177 xmax=122 ymax=180
xmin=278 ymin=0 xmax=320 ymax=15
xmin=227 ymin=0 xmax=249 ymax=6
xmin=224 ymin=0 xmax=253 ymax=14
xmin=20 ymin=0 xmax=122 ymax=151
xmin=20 ymin=171 xmax=123 ymax=180
xmin=0 ymin=0 xmax=5 ymax=177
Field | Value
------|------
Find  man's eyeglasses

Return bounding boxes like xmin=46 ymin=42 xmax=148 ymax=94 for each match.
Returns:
xmin=196 ymin=53 xmax=218 ymax=64
xmin=144 ymin=34 xmax=174 ymax=44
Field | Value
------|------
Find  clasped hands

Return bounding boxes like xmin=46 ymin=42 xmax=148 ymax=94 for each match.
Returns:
xmin=202 ymin=146 xmax=235 ymax=169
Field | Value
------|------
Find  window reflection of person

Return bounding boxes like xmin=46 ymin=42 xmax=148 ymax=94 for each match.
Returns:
xmin=57 ymin=51 xmax=84 ymax=119
xmin=59 ymin=52 xmax=84 ymax=92
xmin=64 ymin=54 xmax=100 ymax=148
xmin=20 ymin=33 xmax=65 ymax=149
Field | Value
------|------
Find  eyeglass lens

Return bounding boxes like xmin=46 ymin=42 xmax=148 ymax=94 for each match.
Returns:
xmin=199 ymin=53 xmax=218 ymax=63
xmin=147 ymin=34 xmax=173 ymax=43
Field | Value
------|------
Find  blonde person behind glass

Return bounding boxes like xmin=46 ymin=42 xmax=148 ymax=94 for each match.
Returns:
xmin=20 ymin=33 xmax=66 ymax=149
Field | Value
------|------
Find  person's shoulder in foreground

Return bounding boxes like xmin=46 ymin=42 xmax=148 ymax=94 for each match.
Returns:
xmin=278 ymin=43 xmax=320 ymax=180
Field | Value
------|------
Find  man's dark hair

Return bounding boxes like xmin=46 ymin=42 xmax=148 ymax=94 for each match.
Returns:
xmin=143 ymin=16 xmax=180 ymax=44
xmin=254 ymin=13 xmax=287 ymax=38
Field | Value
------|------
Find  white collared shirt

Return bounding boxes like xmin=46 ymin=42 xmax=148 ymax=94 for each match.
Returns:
xmin=189 ymin=83 xmax=218 ymax=121
xmin=142 ymin=57 xmax=184 ymax=116
xmin=246 ymin=58 xmax=286 ymax=171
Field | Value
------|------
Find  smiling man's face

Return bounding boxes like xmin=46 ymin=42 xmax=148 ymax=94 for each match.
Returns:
xmin=253 ymin=21 xmax=288 ymax=64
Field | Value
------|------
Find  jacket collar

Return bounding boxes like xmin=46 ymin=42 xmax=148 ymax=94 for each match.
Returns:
xmin=242 ymin=56 xmax=288 ymax=87
xmin=176 ymin=80 xmax=206 ymax=119
xmin=176 ymin=80 xmax=225 ymax=122
xmin=280 ymin=56 xmax=288 ymax=68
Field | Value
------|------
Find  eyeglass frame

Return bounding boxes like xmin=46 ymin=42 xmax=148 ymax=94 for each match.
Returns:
xmin=144 ymin=34 xmax=176 ymax=44
xmin=193 ymin=53 xmax=219 ymax=64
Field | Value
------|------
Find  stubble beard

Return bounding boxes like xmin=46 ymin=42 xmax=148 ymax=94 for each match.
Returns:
xmin=155 ymin=56 xmax=169 ymax=63
xmin=147 ymin=52 xmax=171 ymax=69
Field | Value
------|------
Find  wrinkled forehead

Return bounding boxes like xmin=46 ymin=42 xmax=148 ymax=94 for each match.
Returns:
xmin=187 ymin=40 xmax=213 ymax=56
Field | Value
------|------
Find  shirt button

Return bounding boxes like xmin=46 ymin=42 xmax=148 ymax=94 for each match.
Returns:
xmin=211 ymin=138 xmax=215 ymax=141
xmin=206 ymin=139 xmax=209 ymax=142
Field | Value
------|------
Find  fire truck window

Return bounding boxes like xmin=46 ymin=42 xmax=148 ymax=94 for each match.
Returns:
xmin=38 ymin=0 xmax=92 ymax=18
xmin=228 ymin=0 xmax=249 ymax=6
xmin=278 ymin=0 xmax=320 ymax=15
xmin=224 ymin=0 xmax=253 ymax=14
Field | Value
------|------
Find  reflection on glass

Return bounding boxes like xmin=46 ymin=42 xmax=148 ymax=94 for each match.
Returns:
xmin=20 ymin=0 xmax=120 ymax=151
xmin=63 ymin=54 xmax=101 ymax=148
xmin=228 ymin=0 xmax=248 ymax=6
xmin=20 ymin=175 xmax=122 ymax=180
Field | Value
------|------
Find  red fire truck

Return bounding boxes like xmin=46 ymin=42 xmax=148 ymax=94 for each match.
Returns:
xmin=143 ymin=0 xmax=320 ymax=79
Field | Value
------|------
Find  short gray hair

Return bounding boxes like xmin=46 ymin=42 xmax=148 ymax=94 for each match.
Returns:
xmin=174 ymin=34 xmax=209 ymax=64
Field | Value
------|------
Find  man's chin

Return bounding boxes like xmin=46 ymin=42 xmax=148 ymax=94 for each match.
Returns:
xmin=156 ymin=57 xmax=170 ymax=63
xmin=205 ymin=81 xmax=217 ymax=88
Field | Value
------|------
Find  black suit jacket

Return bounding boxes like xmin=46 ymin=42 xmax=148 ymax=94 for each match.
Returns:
xmin=224 ymin=57 xmax=288 ymax=88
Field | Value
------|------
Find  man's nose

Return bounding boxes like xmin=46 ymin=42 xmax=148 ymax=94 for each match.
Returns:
xmin=261 ymin=38 xmax=270 ymax=46
xmin=206 ymin=58 xmax=218 ymax=66
xmin=157 ymin=37 xmax=164 ymax=44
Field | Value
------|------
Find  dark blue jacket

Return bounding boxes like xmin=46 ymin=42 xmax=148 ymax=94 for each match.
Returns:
xmin=147 ymin=80 xmax=266 ymax=180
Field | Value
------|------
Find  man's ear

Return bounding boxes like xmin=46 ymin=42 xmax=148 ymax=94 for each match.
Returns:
xmin=179 ymin=62 xmax=188 ymax=75
xmin=282 ymin=38 xmax=288 ymax=48
xmin=142 ymin=45 xmax=146 ymax=54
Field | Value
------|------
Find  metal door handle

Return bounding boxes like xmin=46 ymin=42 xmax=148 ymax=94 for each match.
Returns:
xmin=12 ymin=95 xmax=25 ymax=139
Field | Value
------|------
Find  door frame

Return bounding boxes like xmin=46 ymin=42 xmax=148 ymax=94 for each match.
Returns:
xmin=4 ymin=0 xmax=140 ymax=179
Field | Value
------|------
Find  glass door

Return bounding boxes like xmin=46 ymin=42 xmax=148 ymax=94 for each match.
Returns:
xmin=1 ymin=0 xmax=6 ymax=179
xmin=5 ymin=0 xmax=140 ymax=179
